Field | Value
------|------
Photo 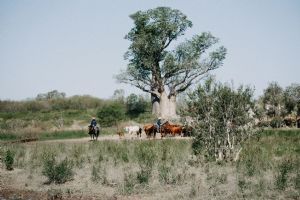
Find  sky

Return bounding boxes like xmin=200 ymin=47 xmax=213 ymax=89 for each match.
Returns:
xmin=0 ymin=0 xmax=299 ymax=100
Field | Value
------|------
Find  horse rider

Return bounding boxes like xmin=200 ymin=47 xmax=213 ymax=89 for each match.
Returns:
xmin=156 ymin=117 xmax=162 ymax=133
xmin=90 ymin=117 xmax=97 ymax=132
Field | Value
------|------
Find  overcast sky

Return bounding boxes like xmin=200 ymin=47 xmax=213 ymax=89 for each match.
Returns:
xmin=1 ymin=0 xmax=299 ymax=100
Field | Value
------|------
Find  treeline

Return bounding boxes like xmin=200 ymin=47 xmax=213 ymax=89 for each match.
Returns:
xmin=0 ymin=95 xmax=104 ymax=112
xmin=256 ymin=82 xmax=300 ymax=128
xmin=0 ymin=90 xmax=152 ymax=126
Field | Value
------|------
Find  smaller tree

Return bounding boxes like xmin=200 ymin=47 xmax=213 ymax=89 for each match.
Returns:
xmin=283 ymin=83 xmax=300 ymax=116
xmin=126 ymin=94 xmax=149 ymax=118
xmin=262 ymin=82 xmax=284 ymax=118
xmin=36 ymin=90 xmax=66 ymax=100
xmin=4 ymin=149 xmax=14 ymax=170
xmin=185 ymin=78 xmax=258 ymax=161
xmin=97 ymin=101 xmax=125 ymax=127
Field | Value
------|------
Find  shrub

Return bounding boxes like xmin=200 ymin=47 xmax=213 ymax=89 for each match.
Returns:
xmin=270 ymin=116 xmax=282 ymax=128
xmin=4 ymin=149 xmax=14 ymax=170
xmin=91 ymin=165 xmax=101 ymax=183
xmin=186 ymin=78 xmax=257 ymax=161
xmin=122 ymin=173 xmax=136 ymax=195
xmin=42 ymin=156 xmax=74 ymax=184
xmin=97 ymin=101 xmax=125 ymax=127
xmin=158 ymin=164 xmax=172 ymax=184
xmin=137 ymin=170 xmax=151 ymax=184
xmin=275 ymin=160 xmax=293 ymax=190
xmin=91 ymin=165 xmax=108 ymax=184
xmin=135 ymin=143 xmax=156 ymax=184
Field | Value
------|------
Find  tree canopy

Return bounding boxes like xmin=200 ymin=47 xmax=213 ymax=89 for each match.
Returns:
xmin=117 ymin=7 xmax=226 ymax=100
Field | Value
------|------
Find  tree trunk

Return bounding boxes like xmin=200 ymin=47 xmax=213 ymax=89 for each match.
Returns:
xmin=152 ymin=92 xmax=178 ymax=119
xmin=151 ymin=93 xmax=160 ymax=116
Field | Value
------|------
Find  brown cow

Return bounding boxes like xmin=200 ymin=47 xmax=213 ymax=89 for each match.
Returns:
xmin=143 ymin=124 xmax=157 ymax=138
xmin=161 ymin=121 xmax=183 ymax=137
xmin=117 ymin=131 xmax=125 ymax=138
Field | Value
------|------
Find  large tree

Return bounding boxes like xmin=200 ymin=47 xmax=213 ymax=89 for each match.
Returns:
xmin=116 ymin=7 xmax=226 ymax=118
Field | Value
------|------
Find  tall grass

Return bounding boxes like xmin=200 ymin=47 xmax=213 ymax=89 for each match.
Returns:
xmin=1 ymin=129 xmax=299 ymax=199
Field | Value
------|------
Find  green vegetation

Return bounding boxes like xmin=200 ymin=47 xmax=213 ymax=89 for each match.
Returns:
xmin=42 ymin=156 xmax=74 ymax=184
xmin=117 ymin=7 xmax=226 ymax=117
xmin=4 ymin=149 xmax=14 ymax=170
xmin=186 ymin=78 xmax=258 ymax=161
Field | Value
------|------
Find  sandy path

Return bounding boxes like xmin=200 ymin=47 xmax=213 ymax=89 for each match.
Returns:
xmin=24 ymin=132 xmax=191 ymax=145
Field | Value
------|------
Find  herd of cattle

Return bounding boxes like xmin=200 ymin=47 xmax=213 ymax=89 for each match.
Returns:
xmin=118 ymin=121 xmax=193 ymax=139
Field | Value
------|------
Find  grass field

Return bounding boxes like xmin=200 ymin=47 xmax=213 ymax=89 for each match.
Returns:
xmin=0 ymin=129 xmax=299 ymax=199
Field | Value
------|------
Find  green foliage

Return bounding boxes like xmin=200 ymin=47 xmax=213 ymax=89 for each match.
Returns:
xmin=270 ymin=116 xmax=282 ymax=128
xmin=91 ymin=165 xmax=101 ymax=183
xmin=136 ymin=170 xmax=151 ymax=184
xmin=42 ymin=156 xmax=74 ymax=184
xmin=158 ymin=164 xmax=173 ymax=184
xmin=0 ymin=95 xmax=103 ymax=113
xmin=4 ymin=149 xmax=14 ymax=170
xmin=117 ymin=7 xmax=226 ymax=113
xmin=275 ymin=160 xmax=293 ymax=190
xmin=126 ymin=94 xmax=149 ymax=118
xmin=135 ymin=143 xmax=156 ymax=171
xmin=0 ymin=133 xmax=18 ymax=141
xmin=122 ymin=172 xmax=136 ymax=195
xmin=283 ymin=83 xmax=300 ymax=115
xmin=97 ymin=101 xmax=125 ymax=127
xmin=36 ymin=90 xmax=66 ymax=100
xmin=262 ymin=82 xmax=284 ymax=117
xmin=135 ymin=143 xmax=156 ymax=183
xmin=186 ymin=78 xmax=256 ymax=160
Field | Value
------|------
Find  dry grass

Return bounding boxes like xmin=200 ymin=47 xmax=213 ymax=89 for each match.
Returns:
xmin=0 ymin=129 xmax=299 ymax=199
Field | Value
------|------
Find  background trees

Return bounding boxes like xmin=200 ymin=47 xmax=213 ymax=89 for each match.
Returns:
xmin=117 ymin=7 xmax=226 ymax=118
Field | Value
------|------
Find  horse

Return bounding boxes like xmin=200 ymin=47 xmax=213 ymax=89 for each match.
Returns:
xmin=88 ymin=126 xmax=100 ymax=141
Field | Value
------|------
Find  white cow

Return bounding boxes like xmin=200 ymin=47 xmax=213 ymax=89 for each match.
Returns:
xmin=124 ymin=126 xmax=140 ymax=135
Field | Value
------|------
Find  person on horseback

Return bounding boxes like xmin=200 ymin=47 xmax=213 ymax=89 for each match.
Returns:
xmin=90 ymin=117 xmax=97 ymax=132
xmin=156 ymin=117 xmax=162 ymax=133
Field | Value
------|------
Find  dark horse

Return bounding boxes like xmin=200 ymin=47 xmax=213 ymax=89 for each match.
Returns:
xmin=88 ymin=126 xmax=100 ymax=141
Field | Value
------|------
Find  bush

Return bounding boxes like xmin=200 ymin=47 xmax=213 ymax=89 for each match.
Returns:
xmin=270 ymin=116 xmax=282 ymax=128
xmin=122 ymin=173 xmax=136 ymax=195
xmin=97 ymin=101 xmax=125 ymax=127
xmin=135 ymin=143 xmax=156 ymax=184
xmin=186 ymin=78 xmax=257 ymax=161
xmin=4 ymin=149 xmax=14 ymax=170
xmin=158 ymin=164 xmax=172 ymax=184
xmin=275 ymin=160 xmax=293 ymax=190
xmin=42 ymin=156 xmax=74 ymax=184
